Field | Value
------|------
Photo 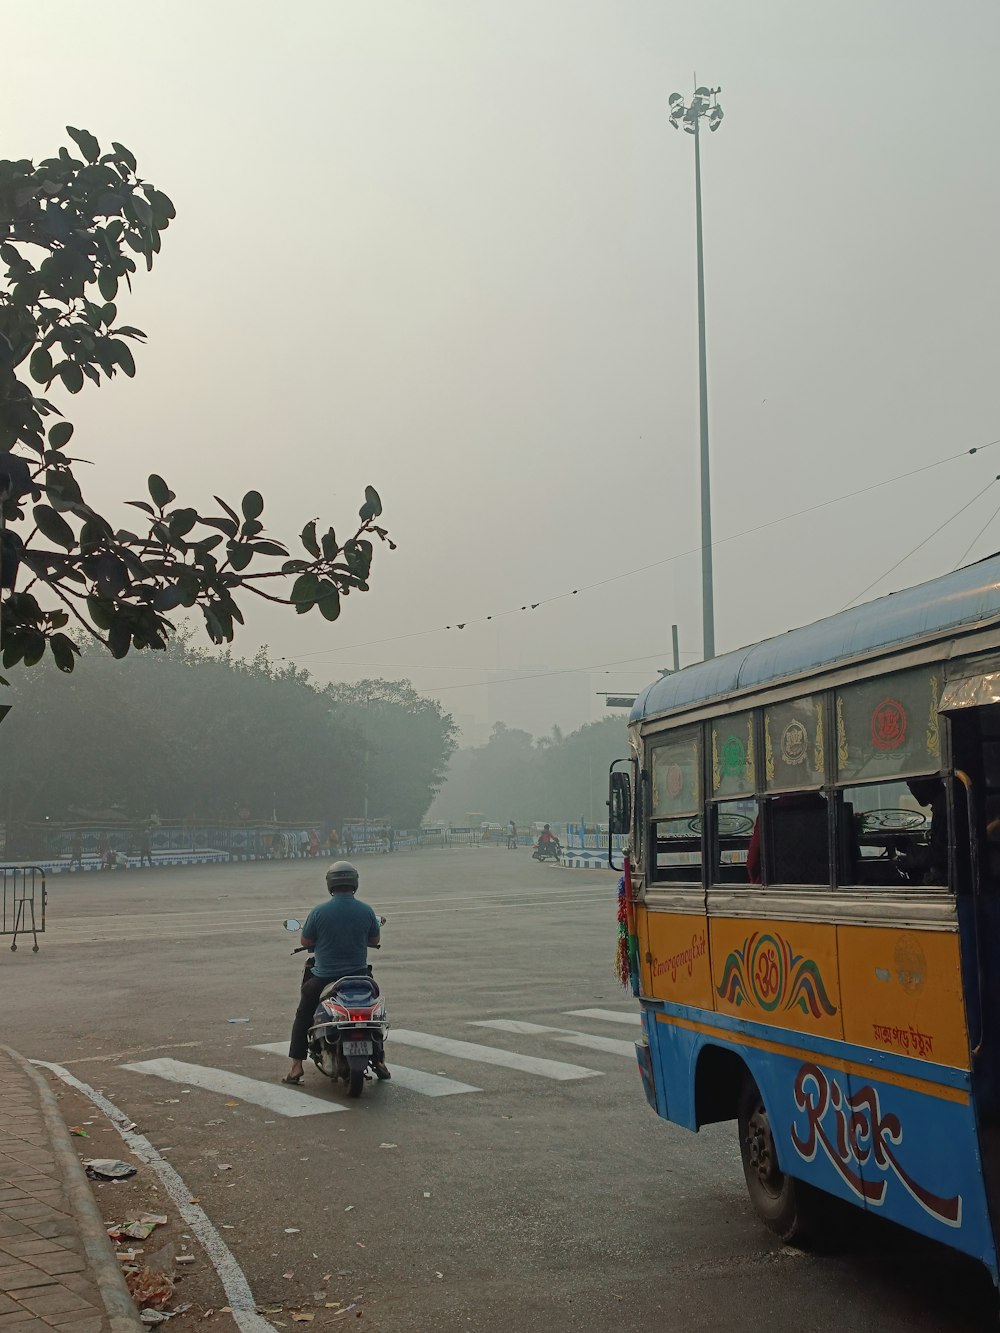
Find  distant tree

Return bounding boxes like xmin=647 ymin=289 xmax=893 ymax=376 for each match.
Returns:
xmin=325 ymin=678 xmax=459 ymax=828
xmin=0 ymin=649 xmax=463 ymax=833
xmin=429 ymin=715 xmax=628 ymax=825
xmin=0 ymin=128 xmax=392 ymax=676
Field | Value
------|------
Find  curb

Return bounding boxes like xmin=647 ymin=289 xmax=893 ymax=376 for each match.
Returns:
xmin=1 ymin=1046 xmax=143 ymax=1333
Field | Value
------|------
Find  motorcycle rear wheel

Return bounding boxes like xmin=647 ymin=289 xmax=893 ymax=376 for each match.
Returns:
xmin=348 ymin=1068 xmax=365 ymax=1098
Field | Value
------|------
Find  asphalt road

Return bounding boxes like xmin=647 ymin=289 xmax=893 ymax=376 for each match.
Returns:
xmin=2 ymin=850 xmax=997 ymax=1331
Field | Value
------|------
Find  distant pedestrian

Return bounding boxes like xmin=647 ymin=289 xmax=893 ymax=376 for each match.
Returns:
xmin=308 ymin=829 xmax=320 ymax=858
xmin=69 ymin=832 xmax=83 ymax=869
xmin=139 ymin=831 xmax=153 ymax=868
xmin=506 ymin=819 xmax=517 ymax=849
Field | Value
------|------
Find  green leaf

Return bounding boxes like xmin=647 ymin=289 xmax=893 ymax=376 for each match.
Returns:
xmin=147 ymin=474 xmax=174 ymax=508
xmin=227 ymin=543 xmax=253 ymax=571
xmin=33 ymin=504 xmax=75 ymax=549
xmin=48 ymin=421 xmax=73 ymax=449
xmin=242 ymin=490 xmax=264 ymax=521
xmin=29 ymin=347 xmax=52 ymax=385
xmin=213 ymin=495 xmax=240 ymax=525
xmin=201 ymin=515 xmax=238 ymax=538
xmin=148 ymin=189 xmax=176 ymax=223
xmin=321 ymin=527 xmax=339 ymax=559
xmin=300 ymin=520 xmax=320 ymax=558
xmin=107 ymin=617 xmax=131 ymax=659
xmin=111 ymin=340 xmax=136 ymax=377
xmin=317 ymin=581 xmax=341 ymax=622
xmin=359 ymin=485 xmax=383 ymax=522
xmin=153 ymin=586 xmax=183 ymax=612
xmin=98 ymin=268 xmax=118 ymax=301
xmin=66 ymin=126 xmax=101 ymax=163
xmin=111 ymin=141 xmax=137 ymax=173
xmin=168 ymin=507 xmax=197 ymax=538
xmin=21 ymin=629 xmax=46 ymax=668
xmin=59 ymin=362 xmax=84 ymax=394
xmin=86 ymin=596 xmax=114 ymax=630
xmin=291 ymin=572 xmax=320 ymax=611
xmin=50 ymin=632 xmax=78 ymax=673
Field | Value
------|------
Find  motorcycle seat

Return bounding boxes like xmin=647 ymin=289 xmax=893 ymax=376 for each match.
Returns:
xmin=319 ymin=974 xmax=380 ymax=1002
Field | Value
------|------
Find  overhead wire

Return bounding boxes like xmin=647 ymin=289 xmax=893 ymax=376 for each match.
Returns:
xmin=287 ymin=434 xmax=1000 ymax=662
xmin=954 ymin=491 xmax=1000 ymax=570
xmin=842 ymin=474 xmax=1000 ymax=611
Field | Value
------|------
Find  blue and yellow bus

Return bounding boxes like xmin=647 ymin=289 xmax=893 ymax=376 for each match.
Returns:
xmin=609 ymin=555 xmax=1000 ymax=1285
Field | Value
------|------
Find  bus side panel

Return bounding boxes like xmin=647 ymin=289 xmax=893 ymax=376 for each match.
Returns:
xmin=785 ymin=1063 xmax=995 ymax=1273
xmin=710 ymin=916 xmax=843 ymax=1041
xmin=635 ymin=907 xmax=712 ymax=1008
xmin=837 ymin=925 xmax=970 ymax=1070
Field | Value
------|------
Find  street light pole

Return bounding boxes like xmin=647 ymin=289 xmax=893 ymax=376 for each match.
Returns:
xmin=670 ymin=84 xmax=724 ymax=661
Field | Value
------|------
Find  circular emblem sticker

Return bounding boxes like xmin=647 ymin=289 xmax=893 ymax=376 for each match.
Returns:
xmin=780 ymin=720 xmax=808 ymax=766
xmin=666 ymin=764 xmax=684 ymax=800
xmin=871 ymin=698 xmax=907 ymax=751
xmin=749 ymin=934 xmax=785 ymax=1012
xmin=720 ymin=735 xmax=745 ymax=778
xmin=894 ymin=934 xmax=927 ymax=995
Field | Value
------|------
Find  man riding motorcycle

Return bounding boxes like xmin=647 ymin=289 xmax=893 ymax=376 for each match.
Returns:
xmin=283 ymin=861 xmax=390 ymax=1085
xmin=533 ymin=824 xmax=562 ymax=861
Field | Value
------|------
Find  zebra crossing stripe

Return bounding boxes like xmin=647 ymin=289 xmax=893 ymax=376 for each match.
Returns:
xmin=563 ymin=1008 xmax=642 ymax=1027
xmin=121 ymin=1057 xmax=346 ymax=1116
xmin=387 ymin=1030 xmax=602 ymax=1081
xmin=471 ymin=1019 xmax=635 ymax=1058
xmin=250 ymin=1043 xmax=480 ymax=1097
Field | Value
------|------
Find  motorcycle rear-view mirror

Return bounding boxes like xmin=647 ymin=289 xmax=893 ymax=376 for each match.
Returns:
xmin=283 ymin=918 xmax=302 ymax=932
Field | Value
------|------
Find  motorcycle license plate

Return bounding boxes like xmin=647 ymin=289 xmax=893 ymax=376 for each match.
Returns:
xmin=343 ymin=1041 xmax=373 ymax=1056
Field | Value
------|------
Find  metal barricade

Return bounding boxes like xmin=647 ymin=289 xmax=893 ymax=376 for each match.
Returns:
xmin=1 ymin=866 xmax=46 ymax=952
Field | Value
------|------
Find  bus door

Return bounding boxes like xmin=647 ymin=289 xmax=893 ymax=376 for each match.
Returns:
xmin=941 ymin=687 xmax=1000 ymax=1243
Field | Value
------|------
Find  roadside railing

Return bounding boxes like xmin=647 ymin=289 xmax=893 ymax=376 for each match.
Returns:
xmin=1 ymin=865 xmax=46 ymax=952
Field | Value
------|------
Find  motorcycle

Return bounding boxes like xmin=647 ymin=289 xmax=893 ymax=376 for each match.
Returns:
xmin=532 ymin=840 xmax=562 ymax=862
xmin=282 ymin=916 xmax=389 ymax=1098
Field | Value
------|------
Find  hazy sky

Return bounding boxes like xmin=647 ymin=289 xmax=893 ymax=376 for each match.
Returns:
xmin=7 ymin=2 xmax=1000 ymax=736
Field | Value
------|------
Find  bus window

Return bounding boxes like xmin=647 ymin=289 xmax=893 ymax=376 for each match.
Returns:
xmin=836 ymin=778 xmax=946 ymax=888
xmin=761 ymin=791 xmax=831 ymax=885
xmin=764 ymin=697 xmax=824 ymax=791
xmin=711 ymin=713 xmax=755 ymax=798
xmin=649 ymin=727 xmax=702 ymax=885
xmin=836 ymin=666 xmax=943 ymax=784
xmin=712 ymin=799 xmax=757 ymax=884
xmin=653 ymin=817 xmax=704 ymax=882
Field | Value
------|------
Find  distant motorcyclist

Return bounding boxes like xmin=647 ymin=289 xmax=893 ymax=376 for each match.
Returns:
xmin=283 ymin=862 xmax=389 ymax=1085
xmin=533 ymin=824 xmax=562 ymax=861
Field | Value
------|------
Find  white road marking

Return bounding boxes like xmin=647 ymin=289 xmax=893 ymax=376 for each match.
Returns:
xmin=120 ymin=1057 xmax=345 ymax=1116
xmin=564 ymin=1008 xmax=642 ymax=1027
xmin=33 ymin=1061 xmax=277 ymax=1333
xmin=472 ymin=1019 xmax=635 ymax=1058
xmin=388 ymin=1030 xmax=602 ymax=1081
xmin=250 ymin=1043 xmax=480 ymax=1097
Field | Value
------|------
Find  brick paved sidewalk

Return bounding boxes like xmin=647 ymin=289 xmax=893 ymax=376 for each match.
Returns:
xmin=0 ymin=1049 xmax=138 ymax=1333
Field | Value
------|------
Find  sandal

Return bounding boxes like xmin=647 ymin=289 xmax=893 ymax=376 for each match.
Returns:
xmin=281 ymin=1072 xmax=304 ymax=1086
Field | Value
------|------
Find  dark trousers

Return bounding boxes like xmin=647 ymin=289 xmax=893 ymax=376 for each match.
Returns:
xmin=289 ymin=971 xmax=385 ymax=1063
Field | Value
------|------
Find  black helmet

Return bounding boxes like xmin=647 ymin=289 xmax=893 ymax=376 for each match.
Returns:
xmin=326 ymin=861 xmax=359 ymax=893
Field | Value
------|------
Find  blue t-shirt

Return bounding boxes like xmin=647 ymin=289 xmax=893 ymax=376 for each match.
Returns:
xmin=302 ymin=894 xmax=380 ymax=980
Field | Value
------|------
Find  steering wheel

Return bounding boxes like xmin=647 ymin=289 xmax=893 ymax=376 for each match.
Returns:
xmin=858 ymin=809 xmax=928 ymax=833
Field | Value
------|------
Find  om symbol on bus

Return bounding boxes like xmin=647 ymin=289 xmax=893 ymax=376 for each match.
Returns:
xmin=749 ymin=934 xmax=785 ymax=1011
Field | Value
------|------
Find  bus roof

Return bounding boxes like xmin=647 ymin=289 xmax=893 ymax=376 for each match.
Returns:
xmin=630 ymin=554 xmax=1000 ymax=724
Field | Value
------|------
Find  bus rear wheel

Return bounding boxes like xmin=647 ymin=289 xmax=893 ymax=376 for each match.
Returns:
xmin=737 ymin=1075 xmax=814 ymax=1244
